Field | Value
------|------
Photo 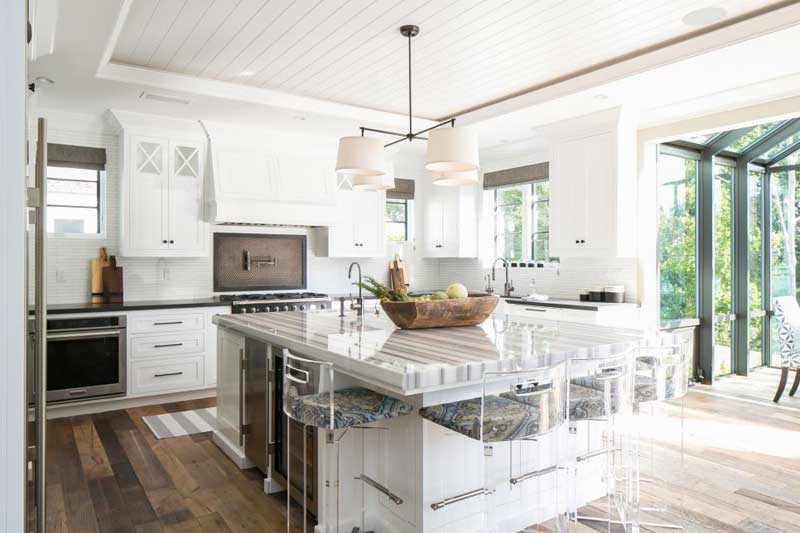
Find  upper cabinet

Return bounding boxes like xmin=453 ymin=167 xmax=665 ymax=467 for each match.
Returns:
xmin=110 ymin=109 xmax=208 ymax=257
xmin=548 ymin=109 xmax=637 ymax=258
xmin=420 ymin=177 xmax=479 ymax=258
xmin=314 ymin=186 xmax=386 ymax=258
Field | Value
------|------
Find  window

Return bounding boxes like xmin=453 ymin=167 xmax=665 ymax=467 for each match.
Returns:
xmin=493 ymin=181 xmax=550 ymax=262
xmin=657 ymin=152 xmax=698 ymax=321
xmin=386 ymin=199 xmax=410 ymax=242
xmin=47 ymin=165 xmax=102 ymax=235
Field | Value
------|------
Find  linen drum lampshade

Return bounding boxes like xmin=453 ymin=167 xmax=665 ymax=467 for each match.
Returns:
xmin=336 ymin=136 xmax=385 ymax=176
xmin=425 ymin=127 xmax=479 ymax=172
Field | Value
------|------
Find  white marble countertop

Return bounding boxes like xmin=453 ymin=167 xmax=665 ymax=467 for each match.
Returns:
xmin=214 ymin=310 xmax=644 ymax=396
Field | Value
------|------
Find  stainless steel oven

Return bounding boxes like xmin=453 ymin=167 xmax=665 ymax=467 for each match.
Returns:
xmin=29 ymin=315 xmax=127 ymax=403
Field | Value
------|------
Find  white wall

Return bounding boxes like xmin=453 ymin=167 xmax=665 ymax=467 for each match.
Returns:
xmin=0 ymin=1 xmax=27 ymax=530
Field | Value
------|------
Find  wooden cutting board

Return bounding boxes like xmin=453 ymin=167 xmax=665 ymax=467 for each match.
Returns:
xmin=389 ymin=253 xmax=408 ymax=290
xmin=102 ymin=256 xmax=123 ymax=303
xmin=90 ymin=247 xmax=111 ymax=304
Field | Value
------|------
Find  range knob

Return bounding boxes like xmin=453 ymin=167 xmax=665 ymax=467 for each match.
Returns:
xmin=240 ymin=308 xmax=248 ymax=313
xmin=299 ymin=304 xmax=306 ymax=311
xmin=281 ymin=305 xmax=289 ymax=312
xmin=250 ymin=307 xmax=258 ymax=313
xmin=263 ymin=307 xmax=271 ymax=313
xmin=290 ymin=304 xmax=298 ymax=311
xmin=318 ymin=303 xmax=327 ymax=310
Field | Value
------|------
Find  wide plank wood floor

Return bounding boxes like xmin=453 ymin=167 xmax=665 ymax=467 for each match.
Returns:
xmin=48 ymin=370 xmax=800 ymax=533
xmin=46 ymin=398 xmax=291 ymax=533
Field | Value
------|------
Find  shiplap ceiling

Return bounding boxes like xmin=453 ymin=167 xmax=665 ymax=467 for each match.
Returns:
xmin=111 ymin=0 xmax=788 ymax=120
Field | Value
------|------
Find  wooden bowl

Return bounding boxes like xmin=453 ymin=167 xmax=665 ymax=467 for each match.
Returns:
xmin=380 ymin=294 xmax=500 ymax=329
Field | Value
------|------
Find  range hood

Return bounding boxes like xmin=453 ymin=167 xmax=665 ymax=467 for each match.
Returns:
xmin=201 ymin=121 xmax=339 ymax=227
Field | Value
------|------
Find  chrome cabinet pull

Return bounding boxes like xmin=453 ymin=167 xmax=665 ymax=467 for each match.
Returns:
xmin=153 ymin=320 xmax=183 ymax=326
xmin=154 ymin=342 xmax=183 ymax=348
xmin=154 ymin=371 xmax=183 ymax=378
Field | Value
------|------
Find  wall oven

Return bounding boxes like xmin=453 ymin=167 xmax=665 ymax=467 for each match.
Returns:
xmin=29 ymin=315 xmax=127 ymax=403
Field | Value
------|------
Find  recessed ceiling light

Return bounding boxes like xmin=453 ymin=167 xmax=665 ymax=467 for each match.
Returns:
xmin=682 ymin=6 xmax=727 ymax=27
xmin=139 ymin=92 xmax=191 ymax=105
xmin=34 ymin=76 xmax=55 ymax=87
xmin=237 ymin=70 xmax=256 ymax=77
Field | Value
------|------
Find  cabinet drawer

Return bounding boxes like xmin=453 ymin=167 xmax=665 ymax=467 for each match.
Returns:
xmin=128 ymin=311 xmax=205 ymax=334
xmin=130 ymin=331 xmax=205 ymax=360
xmin=505 ymin=304 xmax=563 ymax=321
xmin=130 ymin=356 xmax=204 ymax=395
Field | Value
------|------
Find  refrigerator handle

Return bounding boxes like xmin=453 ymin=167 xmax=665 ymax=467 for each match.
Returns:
xmin=31 ymin=117 xmax=48 ymax=533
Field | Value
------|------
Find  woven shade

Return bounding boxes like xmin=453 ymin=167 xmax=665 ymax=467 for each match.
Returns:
xmin=386 ymin=178 xmax=415 ymax=200
xmin=483 ymin=162 xmax=548 ymax=189
xmin=48 ymin=143 xmax=106 ymax=171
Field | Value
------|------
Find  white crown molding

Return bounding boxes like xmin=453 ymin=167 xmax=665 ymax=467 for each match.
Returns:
xmin=95 ymin=0 xmax=433 ymax=133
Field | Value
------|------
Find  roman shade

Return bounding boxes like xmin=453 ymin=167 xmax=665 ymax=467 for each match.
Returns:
xmin=47 ymin=143 xmax=106 ymax=171
xmin=483 ymin=162 xmax=548 ymax=189
xmin=386 ymin=178 xmax=415 ymax=200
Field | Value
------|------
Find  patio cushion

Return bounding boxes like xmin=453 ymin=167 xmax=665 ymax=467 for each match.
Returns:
xmin=419 ymin=395 xmax=545 ymax=442
xmin=288 ymin=387 xmax=413 ymax=429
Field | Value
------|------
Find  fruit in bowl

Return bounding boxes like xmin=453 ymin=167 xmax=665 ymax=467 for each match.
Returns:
xmin=446 ymin=283 xmax=468 ymax=299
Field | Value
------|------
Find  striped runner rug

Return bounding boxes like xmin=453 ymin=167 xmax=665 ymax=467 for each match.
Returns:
xmin=142 ymin=407 xmax=217 ymax=439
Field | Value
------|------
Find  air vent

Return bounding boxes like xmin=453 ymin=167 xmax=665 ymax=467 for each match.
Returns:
xmin=139 ymin=92 xmax=191 ymax=105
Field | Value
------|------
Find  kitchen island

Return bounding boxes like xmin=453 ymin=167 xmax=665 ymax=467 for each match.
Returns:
xmin=212 ymin=310 xmax=646 ymax=532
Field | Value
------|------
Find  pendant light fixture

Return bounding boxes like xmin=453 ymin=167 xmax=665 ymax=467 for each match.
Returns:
xmin=432 ymin=169 xmax=479 ymax=186
xmin=334 ymin=25 xmax=478 ymax=187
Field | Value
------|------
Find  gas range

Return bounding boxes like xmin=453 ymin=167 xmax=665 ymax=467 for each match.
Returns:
xmin=221 ymin=292 xmax=333 ymax=314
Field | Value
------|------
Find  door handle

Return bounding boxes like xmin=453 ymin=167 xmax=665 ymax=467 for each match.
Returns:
xmin=153 ymin=321 xmax=183 ymax=326
xmin=154 ymin=371 xmax=184 ymax=378
xmin=239 ymin=347 xmax=246 ymax=446
xmin=154 ymin=343 xmax=183 ymax=348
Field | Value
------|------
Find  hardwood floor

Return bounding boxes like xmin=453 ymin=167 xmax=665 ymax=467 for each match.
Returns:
xmin=47 ymin=372 xmax=800 ymax=533
xmin=45 ymin=398 xmax=290 ymax=533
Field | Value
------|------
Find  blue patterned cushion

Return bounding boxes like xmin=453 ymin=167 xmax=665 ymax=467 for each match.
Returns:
xmin=568 ymin=384 xmax=610 ymax=420
xmin=289 ymin=387 xmax=413 ymax=429
xmin=573 ymin=372 xmax=683 ymax=404
xmin=773 ymin=296 xmax=800 ymax=369
xmin=419 ymin=395 xmax=545 ymax=442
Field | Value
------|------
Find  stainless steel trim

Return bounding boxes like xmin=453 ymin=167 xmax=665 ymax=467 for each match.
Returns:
xmin=34 ymin=117 xmax=48 ymax=532
xmin=239 ymin=347 xmax=245 ymax=446
xmin=47 ymin=330 xmax=122 ymax=341
xmin=46 ymin=324 xmax=124 ymax=334
xmin=355 ymin=474 xmax=403 ymax=505
xmin=430 ymin=488 xmax=493 ymax=510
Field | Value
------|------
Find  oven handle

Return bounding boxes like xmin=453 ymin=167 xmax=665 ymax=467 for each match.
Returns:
xmin=47 ymin=330 xmax=122 ymax=341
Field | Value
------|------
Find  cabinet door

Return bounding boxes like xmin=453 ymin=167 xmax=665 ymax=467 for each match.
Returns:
xmin=328 ymin=190 xmax=359 ymax=256
xmin=583 ymin=132 xmax=615 ymax=252
xmin=128 ymin=136 xmax=169 ymax=254
xmin=550 ymin=136 xmax=588 ymax=256
xmin=217 ymin=328 xmax=245 ymax=448
xmin=354 ymin=191 xmax=385 ymax=257
xmin=423 ymin=195 xmax=445 ymax=257
xmin=168 ymin=141 xmax=207 ymax=256
xmin=276 ymin=154 xmax=337 ymax=206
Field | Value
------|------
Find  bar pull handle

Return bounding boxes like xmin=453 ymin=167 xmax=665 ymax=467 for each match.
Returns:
xmin=67 ymin=389 xmax=87 ymax=396
xmin=153 ymin=321 xmax=183 ymax=326
xmin=239 ymin=347 xmax=246 ymax=446
xmin=355 ymin=474 xmax=403 ymax=505
xmin=154 ymin=371 xmax=184 ymax=378
xmin=430 ymin=488 xmax=494 ymax=510
xmin=524 ymin=308 xmax=547 ymax=312
xmin=154 ymin=343 xmax=183 ymax=349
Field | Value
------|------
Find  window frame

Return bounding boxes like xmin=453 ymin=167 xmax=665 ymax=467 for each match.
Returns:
xmin=385 ymin=198 xmax=410 ymax=243
xmin=492 ymin=180 xmax=550 ymax=262
xmin=46 ymin=166 xmax=106 ymax=238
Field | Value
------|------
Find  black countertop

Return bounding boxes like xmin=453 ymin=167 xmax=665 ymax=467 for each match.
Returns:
xmin=40 ymin=297 xmax=231 ymax=315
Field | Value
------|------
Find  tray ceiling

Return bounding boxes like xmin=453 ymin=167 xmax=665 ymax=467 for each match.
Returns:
xmin=112 ymin=0 xmax=788 ymax=120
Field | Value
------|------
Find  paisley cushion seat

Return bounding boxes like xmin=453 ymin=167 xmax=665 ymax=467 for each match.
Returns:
xmin=571 ymin=372 xmax=683 ymax=404
xmin=289 ymin=387 xmax=413 ymax=429
xmin=419 ymin=395 xmax=545 ymax=442
xmin=568 ymin=384 xmax=611 ymax=420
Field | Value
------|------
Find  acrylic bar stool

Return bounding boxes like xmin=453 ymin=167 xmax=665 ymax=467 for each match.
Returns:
xmin=281 ymin=349 xmax=413 ymax=533
xmin=566 ymin=349 xmax=637 ymax=532
xmin=633 ymin=339 xmax=692 ymax=531
xmin=420 ymin=361 xmax=569 ymax=532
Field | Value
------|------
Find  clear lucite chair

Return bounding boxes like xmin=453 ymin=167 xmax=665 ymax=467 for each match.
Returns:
xmin=772 ymin=296 xmax=800 ymax=403
xmin=281 ymin=349 xmax=413 ymax=533
xmin=566 ymin=349 xmax=638 ymax=532
xmin=419 ymin=361 xmax=569 ymax=532
xmin=632 ymin=337 xmax=692 ymax=531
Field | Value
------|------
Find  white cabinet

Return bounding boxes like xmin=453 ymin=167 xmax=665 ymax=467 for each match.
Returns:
xmin=314 ymin=190 xmax=386 ymax=258
xmin=421 ymin=181 xmax=478 ymax=258
xmin=120 ymin=131 xmax=207 ymax=257
xmin=548 ymin=111 xmax=636 ymax=258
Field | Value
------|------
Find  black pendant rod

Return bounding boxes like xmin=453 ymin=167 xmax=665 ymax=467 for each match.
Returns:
xmin=355 ymin=25 xmax=457 ymax=148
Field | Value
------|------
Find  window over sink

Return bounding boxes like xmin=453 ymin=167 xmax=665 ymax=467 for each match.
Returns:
xmin=46 ymin=143 xmax=106 ymax=236
xmin=492 ymin=181 xmax=551 ymax=262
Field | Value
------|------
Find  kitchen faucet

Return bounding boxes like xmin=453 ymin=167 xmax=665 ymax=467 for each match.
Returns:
xmin=348 ymin=262 xmax=364 ymax=316
xmin=492 ymin=258 xmax=515 ymax=297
